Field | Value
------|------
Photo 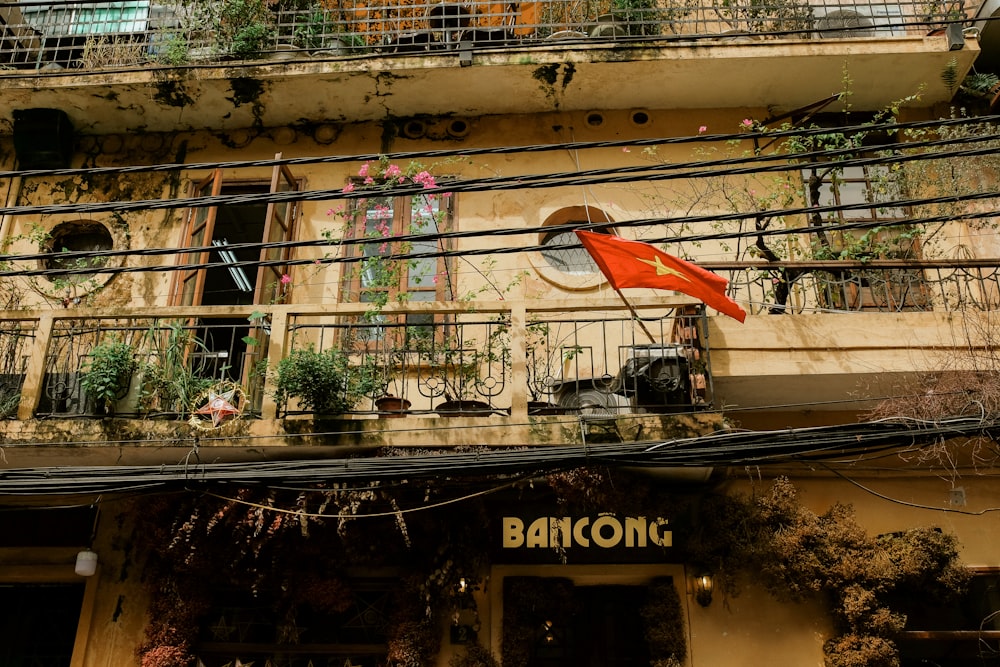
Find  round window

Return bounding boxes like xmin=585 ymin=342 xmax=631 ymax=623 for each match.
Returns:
xmin=540 ymin=228 xmax=601 ymax=275
xmin=530 ymin=206 xmax=615 ymax=290
xmin=43 ymin=221 xmax=114 ymax=283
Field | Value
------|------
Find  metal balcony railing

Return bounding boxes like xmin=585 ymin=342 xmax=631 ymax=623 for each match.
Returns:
xmin=709 ymin=259 xmax=1000 ymax=315
xmin=0 ymin=0 xmax=969 ymax=70
xmin=0 ymin=299 xmax=710 ymax=421
xmin=0 ymin=259 xmax=996 ymax=422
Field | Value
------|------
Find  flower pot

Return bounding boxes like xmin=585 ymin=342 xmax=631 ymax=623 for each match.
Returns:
xmin=434 ymin=399 xmax=493 ymax=417
xmin=375 ymin=395 xmax=411 ymax=417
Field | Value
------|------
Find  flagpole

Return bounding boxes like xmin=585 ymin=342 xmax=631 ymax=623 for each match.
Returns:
xmin=611 ymin=286 xmax=658 ymax=344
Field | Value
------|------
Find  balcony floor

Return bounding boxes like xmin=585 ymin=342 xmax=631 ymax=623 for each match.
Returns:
xmin=0 ymin=35 xmax=978 ymax=135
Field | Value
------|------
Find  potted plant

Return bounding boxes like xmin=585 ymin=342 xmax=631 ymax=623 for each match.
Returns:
xmin=216 ymin=0 xmax=276 ymax=59
xmin=718 ymin=0 xmax=813 ymax=34
xmin=136 ymin=322 xmax=216 ymax=419
xmin=284 ymin=5 xmax=363 ymax=55
xmin=355 ymin=352 xmax=412 ymax=416
xmin=273 ymin=344 xmax=359 ymax=416
xmin=80 ymin=336 xmax=136 ymax=416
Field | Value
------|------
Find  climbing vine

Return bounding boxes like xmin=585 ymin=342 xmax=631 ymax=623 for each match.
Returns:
xmin=128 ymin=469 xmax=967 ymax=667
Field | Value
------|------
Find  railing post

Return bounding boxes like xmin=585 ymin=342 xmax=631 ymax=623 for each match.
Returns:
xmin=260 ymin=309 xmax=288 ymax=420
xmin=17 ymin=312 xmax=53 ymax=421
xmin=509 ymin=302 xmax=528 ymax=420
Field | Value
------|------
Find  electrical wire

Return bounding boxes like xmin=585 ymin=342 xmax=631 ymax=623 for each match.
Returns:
xmin=1 ymin=113 xmax=996 ymax=182
xmin=0 ymin=416 xmax=994 ymax=496
xmin=4 ymin=128 xmax=1000 ymax=219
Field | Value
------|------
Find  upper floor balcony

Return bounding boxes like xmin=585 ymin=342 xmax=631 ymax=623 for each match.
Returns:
xmin=0 ymin=0 xmax=980 ymax=134
xmin=0 ymin=257 xmax=995 ymax=466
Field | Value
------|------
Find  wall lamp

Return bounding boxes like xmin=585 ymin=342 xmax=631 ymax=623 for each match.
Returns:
xmin=75 ymin=503 xmax=100 ymax=577
xmin=694 ymin=573 xmax=714 ymax=607
xmin=75 ymin=549 xmax=98 ymax=577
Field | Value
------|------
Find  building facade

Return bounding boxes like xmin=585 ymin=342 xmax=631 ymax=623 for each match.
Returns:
xmin=0 ymin=0 xmax=998 ymax=665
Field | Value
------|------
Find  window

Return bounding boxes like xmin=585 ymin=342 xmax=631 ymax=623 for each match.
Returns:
xmin=43 ymin=220 xmax=114 ymax=284
xmin=341 ymin=188 xmax=454 ymax=319
xmin=804 ymin=163 xmax=929 ymax=311
xmin=540 ymin=229 xmax=601 ymax=275
xmin=532 ymin=206 xmax=614 ymax=290
xmin=170 ymin=155 xmax=302 ymax=393
xmin=195 ymin=581 xmax=393 ymax=667
xmin=896 ymin=571 xmax=1000 ymax=666
xmin=172 ymin=158 xmax=302 ymax=309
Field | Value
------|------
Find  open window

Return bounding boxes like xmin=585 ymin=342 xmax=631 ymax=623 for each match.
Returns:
xmin=171 ymin=154 xmax=303 ymax=397
xmin=803 ymin=163 xmax=930 ymax=311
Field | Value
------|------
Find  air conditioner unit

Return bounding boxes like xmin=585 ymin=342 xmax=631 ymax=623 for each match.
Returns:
xmin=815 ymin=8 xmax=876 ymax=38
xmin=618 ymin=344 xmax=693 ymax=413
xmin=555 ymin=384 xmax=631 ymax=418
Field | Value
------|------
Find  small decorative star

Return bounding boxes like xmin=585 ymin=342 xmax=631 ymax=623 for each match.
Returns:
xmin=195 ymin=389 xmax=241 ymax=427
xmin=636 ymin=255 xmax=691 ymax=281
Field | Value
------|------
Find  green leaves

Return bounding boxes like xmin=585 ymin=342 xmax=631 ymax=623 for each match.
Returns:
xmin=80 ymin=336 xmax=136 ymax=414
xmin=274 ymin=345 xmax=353 ymax=414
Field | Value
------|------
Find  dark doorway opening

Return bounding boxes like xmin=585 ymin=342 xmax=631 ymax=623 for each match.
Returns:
xmin=529 ymin=585 xmax=651 ymax=667
xmin=0 ymin=583 xmax=85 ymax=667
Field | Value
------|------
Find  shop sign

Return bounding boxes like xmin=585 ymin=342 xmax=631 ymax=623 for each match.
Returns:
xmin=499 ymin=513 xmax=672 ymax=563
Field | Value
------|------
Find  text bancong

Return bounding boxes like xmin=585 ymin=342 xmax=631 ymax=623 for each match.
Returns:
xmin=502 ymin=515 xmax=672 ymax=549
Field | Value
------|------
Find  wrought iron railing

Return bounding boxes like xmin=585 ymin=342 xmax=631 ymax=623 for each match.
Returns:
xmin=0 ymin=259 xmax=996 ymax=421
xmin=708 ymin=259 xmax=1000 ymax=315
xmin=0 ymin=0 xmax=969 ymax=70
xmin=0 ymin=298 xmax=709 ymax=421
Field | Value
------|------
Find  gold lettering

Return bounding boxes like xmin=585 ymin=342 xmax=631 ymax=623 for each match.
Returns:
xmin=649 ymin=517 xmax=672 ymax=547
xmin=591 ymin=515 xmax=623 ymax=548
xmin=625 ymin=516 xmax=647 ymax=548
xmin=526 ymin=517 xmax=549 ymax=548
xmin=503 ymin=517 xmax=524 ymax=548
xmin=572 ymin=517 xmax=591 ymax=547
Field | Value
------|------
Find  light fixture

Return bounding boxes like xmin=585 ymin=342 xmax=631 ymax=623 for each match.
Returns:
xmin=457 ymin=577 xmax=468 ymax=594
xmin=75 ymin=503 xmax=100 ymax=577
xmin=75 ymin=549 xmax=98 ymax=577
xmin=542 ymin=620 xmax=556 ymax=644
xmin=694 ymin=573 xmax=714 ymax=607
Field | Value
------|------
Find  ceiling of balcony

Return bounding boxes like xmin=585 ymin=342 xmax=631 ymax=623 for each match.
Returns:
xmin=0 ymin=35 xmax=980 ymax=136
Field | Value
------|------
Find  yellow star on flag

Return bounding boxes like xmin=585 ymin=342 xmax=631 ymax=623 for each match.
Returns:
xmin=636 ymin=255 xmax=691 ymax=281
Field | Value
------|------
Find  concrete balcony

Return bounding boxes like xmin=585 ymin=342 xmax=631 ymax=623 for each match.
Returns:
xmin=0 ymin=0 xmax=980 ymax=134
xmin=0 ymin=259 xmax=995 ymax=462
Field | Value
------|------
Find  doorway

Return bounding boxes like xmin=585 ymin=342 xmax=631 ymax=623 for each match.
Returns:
xmin=171 ymin=158 xmax=302 ymax=402
xmin=0 ymin=583 xmax=85 ymax=667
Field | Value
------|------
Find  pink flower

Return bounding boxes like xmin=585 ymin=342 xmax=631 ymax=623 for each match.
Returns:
xmin=342 ymin=182 xmax=355 ymax=193
xmin=622 ymin=147 xmax=631 ymax=153
xmin=698 ymin=125 xmax=707 ymax=133
xmin=432 ymin=274 xmax=440 ymax=284
xmin=741 ymin=118 xmax=753 ymax=128
xmin=358 ymin=162 xmax=370 ymax=178
xmin=412 ymin=171 xmax=436 ymax=188
xmin=364 ymin=176 xmax=374 ymax=185
xmin=280 ymin=274 xmax=292 ymax=285
xmin=384 ymin=164 xmax=402 ymax=180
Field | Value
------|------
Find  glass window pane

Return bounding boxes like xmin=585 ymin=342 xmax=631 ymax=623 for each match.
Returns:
xmin=541 ymin=230 xmax=600 ymax=275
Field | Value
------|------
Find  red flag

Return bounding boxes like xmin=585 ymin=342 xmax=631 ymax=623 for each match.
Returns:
xmin=576 ymin=230 xmax=746 ymax=323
